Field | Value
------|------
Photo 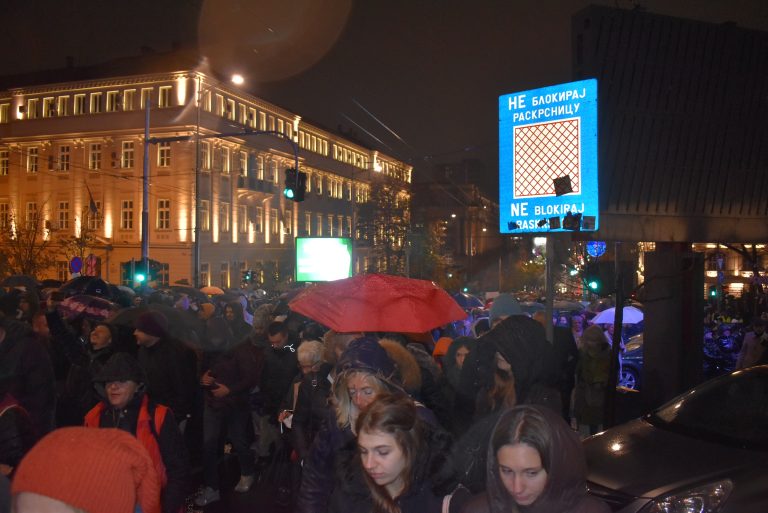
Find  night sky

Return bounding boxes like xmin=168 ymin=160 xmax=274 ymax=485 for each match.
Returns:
xmin=2 ymin=0 xmax=767 ymax=196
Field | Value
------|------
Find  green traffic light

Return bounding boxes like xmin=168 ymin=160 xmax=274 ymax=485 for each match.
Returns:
xmin=587 ymin=280 xmax=600 ymax=291
xmin=283 ymin=187 xmax=295 ymax=199
xmin=709 ymin=288 xmax=717 ymax=297
xmin=135 ymin=273 xmax=146 ymax=283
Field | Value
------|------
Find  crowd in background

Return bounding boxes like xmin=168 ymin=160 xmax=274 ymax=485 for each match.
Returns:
xmin=3 ymin=279 xmax=764 ymax=513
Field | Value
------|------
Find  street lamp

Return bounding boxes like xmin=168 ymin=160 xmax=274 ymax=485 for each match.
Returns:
xmin=193 ymin=73 xmax=243 ymax=288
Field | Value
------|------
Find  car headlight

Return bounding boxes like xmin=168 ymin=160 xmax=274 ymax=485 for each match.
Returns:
xmin=642 ymin=480 xmax=733 ymax=513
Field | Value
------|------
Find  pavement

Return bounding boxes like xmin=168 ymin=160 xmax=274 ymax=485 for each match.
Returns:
xmin=187 ymin=454 xmax=295 ymax=513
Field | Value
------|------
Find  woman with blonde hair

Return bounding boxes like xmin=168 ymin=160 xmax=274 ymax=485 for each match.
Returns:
xmin=297 ymin=336 xmax=438 ymax=513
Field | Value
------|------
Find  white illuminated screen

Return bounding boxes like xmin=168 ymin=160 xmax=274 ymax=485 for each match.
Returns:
xmin=295 ymin=237 xmax=353 ymax=282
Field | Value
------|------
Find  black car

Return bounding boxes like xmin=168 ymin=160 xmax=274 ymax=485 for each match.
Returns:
xmin=618 ymin=333 xmax=643 ymax=390
xmin=584 ymin=365 xmax=768 ymax=512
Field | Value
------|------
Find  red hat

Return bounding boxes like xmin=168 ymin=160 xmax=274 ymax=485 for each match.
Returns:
xmin=11 ymin=427 xmax=162 ymax=513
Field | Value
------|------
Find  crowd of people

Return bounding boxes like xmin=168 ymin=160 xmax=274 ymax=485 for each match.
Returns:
xmin=0 ymin=281 xmax=644 ymax=513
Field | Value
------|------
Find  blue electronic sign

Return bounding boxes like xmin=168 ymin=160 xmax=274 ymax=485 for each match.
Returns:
xmin=499 ymin=79 xmax=598 ymax=233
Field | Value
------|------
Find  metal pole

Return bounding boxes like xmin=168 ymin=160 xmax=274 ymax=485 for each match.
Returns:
xmin=544 ymin=236 xmax=555 ymax=343
xmin=193 ymin=76 xmax=201 ymax=288
xmin=141 ymin=99 xmax=150 ymax=271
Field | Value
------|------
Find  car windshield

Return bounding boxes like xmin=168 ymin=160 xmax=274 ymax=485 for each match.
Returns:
xmin=648 ymin=366 xmax=768 ymax=450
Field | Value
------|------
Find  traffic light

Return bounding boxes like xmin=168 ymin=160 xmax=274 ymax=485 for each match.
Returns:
xmin=283 ymin=167 xmax=307 ymax=202
xmin=242 ymin=269 xmax=253 ymax=284
xmin=708 ymin=285 xmax=718 ymax=299
xmin=583 ymin=260 xmax=613 ymax=296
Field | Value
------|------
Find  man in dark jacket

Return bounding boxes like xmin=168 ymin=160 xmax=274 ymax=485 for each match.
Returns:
xmin=195 ymin=332 xmax=265 ymax=506
xmin=134 ymin=311 xmax=197 ymax=430
xmin=254 ymin=321 xmax=298 ymax=459
xmin=0 ymin=316 xmax=55 ymax=438
xmin=533 ymin=311 xmax=579 ymax=422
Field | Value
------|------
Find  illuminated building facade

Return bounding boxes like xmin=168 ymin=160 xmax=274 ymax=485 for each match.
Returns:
xmin=0 ymin=68 xmax=411 ymax=287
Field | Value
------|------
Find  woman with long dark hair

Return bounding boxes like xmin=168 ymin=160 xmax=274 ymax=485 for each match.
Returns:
xmin=463 ymin=404 xmax=609 ymax=513
xmin=354 ymin=393 xmax=464 ymax=513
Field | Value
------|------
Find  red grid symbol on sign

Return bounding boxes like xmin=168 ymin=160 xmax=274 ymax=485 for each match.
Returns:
xmin=514 ymin=119 xmax=580 ymax=198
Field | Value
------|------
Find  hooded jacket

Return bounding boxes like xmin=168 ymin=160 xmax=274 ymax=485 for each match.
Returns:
xmin=453 ymin=316 xmax=561 ymax=493
xmin=297 ymin=337 xmax=439 ymax=513
xmin=463 ymin=405 xmax=610 ymax=513
xmin=87 ymin=353 xmax=189 ymax=513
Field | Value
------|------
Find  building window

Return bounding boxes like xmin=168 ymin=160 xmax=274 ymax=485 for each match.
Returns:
xmin=123 ymin=90 xmax=135 ymax=111
xmin=238 ymin=205 xmax=247 ymax=233
xmin=158 ymin=86 xmax=172 ymax=108
xmin=222 ymin=147 xmax=231 ymax=174
xmin=59 ymin=146 xmax=70 ymax=171
xmin=259 ymin=111 xmax=267 ymax=131
xmin=284 ymin=209 xmax=292 ymax=235
xmin=140 ymin=88 xmax=153 ymax=109
xmin=305 ymin=212 xmax=311 ymax=236
xmin=316 ymin=213 xmax=323 ymax=236
xmin=200 ymin=263 xmax=210 ymax=287
xmin=89 ymin=143 xmax=102 ymax=170
xmin=337 ymin=215 xmax=344 ymax=236
xmin=106 ymin=91 xmax=120 ymax=112
xmin=0 ymin=104 xmax=9 ymax=123
xmin=74 ymin=94 xmax=86 ymax=115
xmin=26 ymin=98 xmax=39 ymax=119
xmin=157 ymin=199 xmax=170 ymax=230
xmin=248 ymin=108 xmax=257 ymax=128
xmin=255 ymin=207 xmax=263 ymax=233
xmin=157 ymin=263 xmax=170 ymax=287
xmin=25 ymin=202 xmax=37 ymax=227
xmin=57 ymin=96 xmax=69 ymax=116
xmin=26 ymin=147 xmax=38 ymax=173
xmin=0 ymin=203 xmax=9 ymax=229
xmin=269 ymin=115 xmax=275 ymax=131
xmin=157 ymin=142 xmax=171 ymax=167
xmin=270 ymin=161 xmax=278 ymax=184
xmin=220 ymin=262 xmax=229 ymax=288
xmin=58 ymin=201 xmax=69 ymax=229
xmin=43 ymin=97 xmax=56 ymax=117
xmin=56 ymin=261 xmax=69 ymax=282
xmin=220 ymin=203 xmax=230 ymax=232
xmin=201 ymin=142 xmax=211 ymax=170
xmin=346 ymin=216 xmax=352 ymax=236
xmin=121 ymin=200 xmax=133 ymax=229
xmin=239 ymin=151 xmax=247 ymax=176
xmin=270 ymin=208 xmax=278 ymax=235
xmin=90 ymin=93 xmax=102 ymax=113
xmin=328 ymin=214 xmax=334 ymax=236
xmin=226 ymin=99 xmax=235 ymax=120
xmin=277 ymin=118 xmax=284 ymax=134
xmin=316 ymin=175 xmax=323 ymax=195
xmin=346 ymin=182 xmax=352 ymax=201
xmin=200 ymin=200 xmax=210 ymax=231
xmin=121 ymin=141 xmax=134 ymax=168
xmin=257 ymin=156 xmax=264 ymax=180
xmin=87 ymin=202 xmax=102 ymax=230
xmin=0 ymin=150 xmax=9 ymax=176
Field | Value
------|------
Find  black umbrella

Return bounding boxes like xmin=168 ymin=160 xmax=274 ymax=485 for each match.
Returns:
xmin=0 ymin=274 xmax=39 ymax=290
xmin=59 ymin=276 xmax=112 ymax=299
xmin=168 ymin=285 xmax=208 ymax=302
xmin=107 ymin=304 xmax=202 ymax=344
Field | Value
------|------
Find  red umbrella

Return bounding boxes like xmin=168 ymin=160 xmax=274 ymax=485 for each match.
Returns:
xmin=288 ymin=273 xmax=467 ymax=333
xmin=58 ymin=294 xmax=118 ymax=321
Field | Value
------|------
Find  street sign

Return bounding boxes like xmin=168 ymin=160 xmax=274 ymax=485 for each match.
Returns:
xmin=499 ymin=78 xmax=599 ymax=233
xmin=69 ymin=256 xmax=83 ymax=274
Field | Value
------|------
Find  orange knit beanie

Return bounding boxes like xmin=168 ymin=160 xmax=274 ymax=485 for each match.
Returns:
xmin=11 ymin=427 xmax=161 ymax=513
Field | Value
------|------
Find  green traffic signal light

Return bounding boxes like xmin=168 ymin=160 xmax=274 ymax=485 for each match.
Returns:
xmin=283 ymin=187 xmax=295 ymax=199
xmin=135 ymin=272 xmax=146 ymax=283
xmin=587 ymin=279 xmax=600 ymax=292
